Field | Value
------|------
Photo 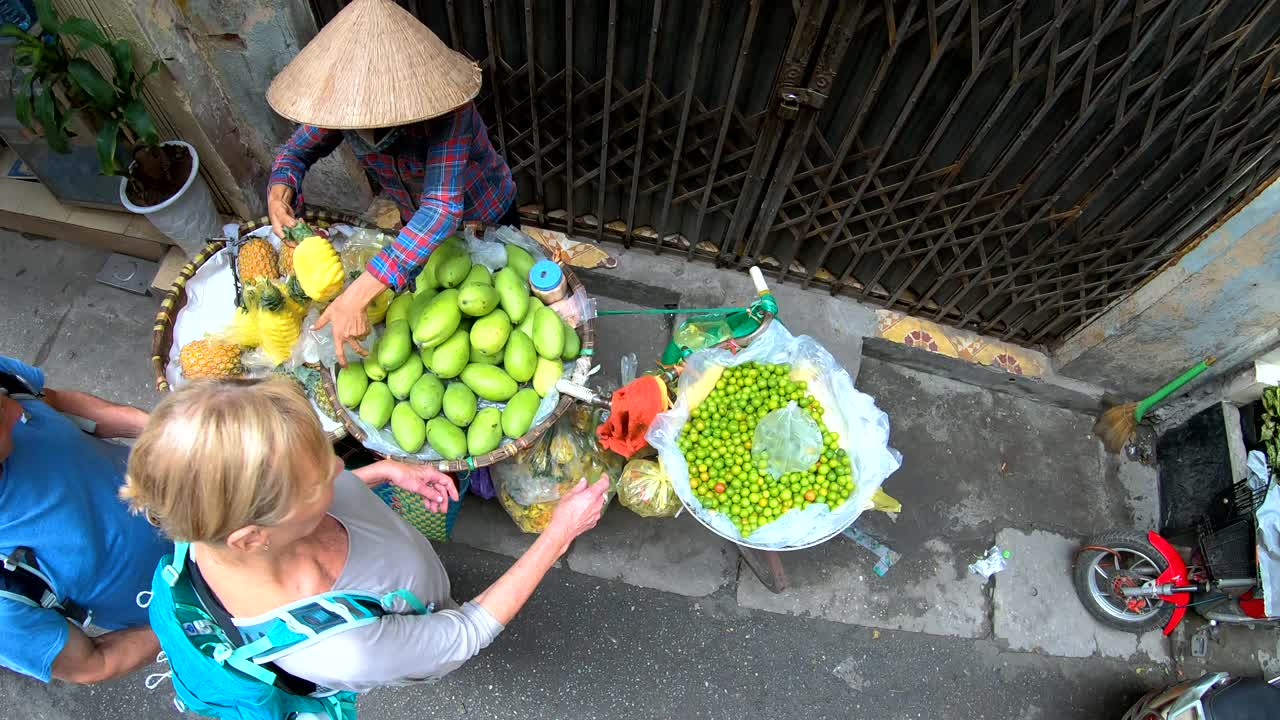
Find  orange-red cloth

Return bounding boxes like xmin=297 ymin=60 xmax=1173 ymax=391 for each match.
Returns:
xmin=596 ymin=375 xmax=670 ymax=457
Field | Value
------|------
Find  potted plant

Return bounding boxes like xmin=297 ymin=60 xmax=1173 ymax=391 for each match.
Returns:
xmin=3 ymin=0 xmax=220 ymax=257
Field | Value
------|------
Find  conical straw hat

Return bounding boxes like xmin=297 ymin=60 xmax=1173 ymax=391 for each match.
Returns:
xmin=267 ymin=0 xmax=482 ymax=130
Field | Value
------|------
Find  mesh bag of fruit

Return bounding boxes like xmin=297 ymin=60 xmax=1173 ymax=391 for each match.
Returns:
xmin=646 ymin=322 xmax=901 ymax=549
xmin=616 ymin=459 xmax=681 ymax=518
xmin=491 ymin=405 xmax=623 ymax=533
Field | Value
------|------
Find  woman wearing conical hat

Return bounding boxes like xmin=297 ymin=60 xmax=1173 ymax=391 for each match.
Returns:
xmin=266 ymin=0 xmax=516 ymax=365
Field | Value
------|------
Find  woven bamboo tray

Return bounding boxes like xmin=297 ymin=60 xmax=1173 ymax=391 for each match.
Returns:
xmin=150 ymin=207 xmax=371 ymax=440
xmin=319 ymin=242 xmax=596 ymax=473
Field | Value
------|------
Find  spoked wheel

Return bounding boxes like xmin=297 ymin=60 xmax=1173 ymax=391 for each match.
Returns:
xmin=1073 ymin=530 xmax=1175 ymax=632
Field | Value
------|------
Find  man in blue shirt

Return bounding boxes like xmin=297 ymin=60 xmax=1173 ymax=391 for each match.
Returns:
xmin=0 ymin=356 xmax=168 ymax=683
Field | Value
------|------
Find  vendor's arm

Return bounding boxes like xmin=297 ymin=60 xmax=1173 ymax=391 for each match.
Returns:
xmin=365 ymin=110 xmax=472 ymax=291
xmin=268 ymin=125 xmax=345 ymax=237
xmin=42 ymin=389 xmax=147 ymax=439
xmin=351 ymin=459 xmax=459 ymax=512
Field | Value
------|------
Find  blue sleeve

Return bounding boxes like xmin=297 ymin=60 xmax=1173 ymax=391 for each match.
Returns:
xmin=0 ymin=598 xmax=69 ymax=682
xmin=0 ymin=356 xmax=44 ymax=394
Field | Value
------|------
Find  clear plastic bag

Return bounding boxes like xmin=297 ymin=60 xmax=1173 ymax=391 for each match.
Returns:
xmin=492 ymin=405 xmax=623 ymax=533
xmin=646 ymin=322 xmax=901 ymax=548
xmin=752 ymin=401 xmax=822 ymax=479
xmin=616 ymin=459 xmax=680 ymax=518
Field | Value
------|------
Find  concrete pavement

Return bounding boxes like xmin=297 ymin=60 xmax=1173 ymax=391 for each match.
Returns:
xmin=1 ymin=228 xmax=1274 ymax=719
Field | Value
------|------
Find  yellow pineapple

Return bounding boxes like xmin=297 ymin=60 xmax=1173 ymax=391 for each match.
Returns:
xmin=237 ymin=237 xmax=279 ymax=284
xmin=279 ymin=241 xmax=296 ymax=276
xmin=257 ymin=279 xmax=310 ymax=365
xmin=293 ymin=235 xmax=345 ymax=302
xmin=179 ymin=338 xmax=244 ymax=379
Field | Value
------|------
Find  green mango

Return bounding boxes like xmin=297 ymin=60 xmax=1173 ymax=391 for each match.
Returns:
xmin=502 ymin=388 xmax=540 ymax=438
xmin=408 ymin=287 xmax=436 ymax=326
xmin=462 ymin=265 xmax=492 ymax=286
xmin=377 ymin=320 xmax=412 ymax=371
xmin=426 ymin=417 xmax=467 ymax=460
xmin=470 ymin=309 xmax=512 ymax=356
xmin=335 ymin=362 xmax=369 ymax=408
xmin=460 ymin=363 xmax=518 ymax=402
xmin=419 ymin=236 xmax=464 ymax=290
xmin=438 ymin=254 xmax=472 ymax=288
xmin=503 ymin=330 xmax=537 ymax=383
xmin=532 ymin=307 xmax=565 ymax=360
xmin=561 ymin=320 xmax=581 ymax=360
xmin=412 ymin=289 xmax=461 ymax=348
xmin=428 ymin=327 xmax=470 ymax=379
xmin=386 ymin=353 xmax=424 ymax=400
xmin=408 ymin=373 xmax=445 ymax=419
xmin=457 ymin=283 xmax=500 ymax=317
xmin=505 ymin=244 xmax=536 ymax=282
xmin=532 ymin=357 xmax=563 ymax=397
xmin=364 ymin=340 xmax=388 ymax=381
xmin=418 ymin=344 xmax=434 ymax=368
xmin=494 ymin=267 xmax=530 ymax=324
xmin=385 ymin=293 xmax=414 ymax=326
xmin=358 ymin=381 xmax=394 ymax=428
xmin=467 ymin=407 xmax=503 ymax=456
xmin=517 ymin=297 xmax=542 ymax=337
xmin=442 ymin=382 xmax=477 ymax=427
xmin=391 ymin=402 xmax=427 ymax=453
xmin=470 ymin=346 xmax=504 ymax=365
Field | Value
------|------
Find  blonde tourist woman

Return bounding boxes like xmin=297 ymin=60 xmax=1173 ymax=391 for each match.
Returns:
xmin=122 ymin=378 xmax=607 ymax=700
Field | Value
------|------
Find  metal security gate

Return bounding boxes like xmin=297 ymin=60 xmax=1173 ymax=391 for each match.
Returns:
xmin=308 ymin=0 xmax=1280 ymax=346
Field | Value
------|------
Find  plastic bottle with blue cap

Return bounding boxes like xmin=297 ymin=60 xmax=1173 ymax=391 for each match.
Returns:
xmin=528 ymin=259 xmax=568 ymax=304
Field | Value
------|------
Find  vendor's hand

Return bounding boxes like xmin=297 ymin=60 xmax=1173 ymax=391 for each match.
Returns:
xmin=372 ymin=460 xmax=459 ymax=513
xmin=268 ymin=184 xmax=298 ymax=239
xmin=546 ymin=475 xmax=610 ymax=545
xmin=313 ymin=274 xmax=387 ymax=366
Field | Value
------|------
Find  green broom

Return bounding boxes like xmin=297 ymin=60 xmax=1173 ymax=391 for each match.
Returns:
xmin=1094 ymin=357 xmax=1215 ymax=452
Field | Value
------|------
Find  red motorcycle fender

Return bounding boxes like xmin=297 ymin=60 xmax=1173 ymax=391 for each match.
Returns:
xmin=1147 ymin=531 xmax=1190 ymax=635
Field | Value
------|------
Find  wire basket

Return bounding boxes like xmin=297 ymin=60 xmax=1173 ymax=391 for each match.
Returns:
xmin=1197 ymin=479 xmax=1267 ymax=581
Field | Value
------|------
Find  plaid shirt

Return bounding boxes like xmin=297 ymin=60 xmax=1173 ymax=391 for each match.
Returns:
xmin=269 ymin=102 xmax=516 ymax=290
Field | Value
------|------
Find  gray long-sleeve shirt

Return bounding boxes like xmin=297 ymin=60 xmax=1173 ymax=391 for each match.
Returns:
xmin=250 ymin=471 xmax=503 ymax=692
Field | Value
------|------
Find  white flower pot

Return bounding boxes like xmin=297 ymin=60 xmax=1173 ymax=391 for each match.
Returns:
xmin=118 ymin=140 xmax=221 ymax=258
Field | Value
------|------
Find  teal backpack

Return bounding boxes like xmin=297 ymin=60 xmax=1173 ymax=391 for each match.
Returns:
xmin=144 ymin=542 xmax=431 ymax=720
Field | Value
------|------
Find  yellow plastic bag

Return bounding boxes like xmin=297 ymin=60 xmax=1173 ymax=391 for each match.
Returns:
xmin=492 ymin=405 xmax=623 ymax=533
xmin=617 ymin=459 xmax=680 ymax=518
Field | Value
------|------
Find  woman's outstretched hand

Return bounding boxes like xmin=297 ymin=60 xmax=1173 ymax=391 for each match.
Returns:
xmin=357 ymin=460 xmax=459 ymax=512
xmin=545 ymin=475 xmax=610 ymax=546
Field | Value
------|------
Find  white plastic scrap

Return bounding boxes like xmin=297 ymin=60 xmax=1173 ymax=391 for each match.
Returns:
xmin=969 ymin=545 xmax=1008 ymax=579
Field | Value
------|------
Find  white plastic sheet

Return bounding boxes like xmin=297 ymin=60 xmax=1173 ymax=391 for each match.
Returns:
xmin=164 ymin=224 xmax=342 ymax=435
xmin=646 ymin=322 xmax=901 ymax=549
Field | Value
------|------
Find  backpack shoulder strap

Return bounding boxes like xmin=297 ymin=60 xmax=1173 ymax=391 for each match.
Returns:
xmin=0 ymin=547 xmax=92 ymax=627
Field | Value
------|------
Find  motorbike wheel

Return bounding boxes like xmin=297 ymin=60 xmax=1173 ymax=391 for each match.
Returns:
xmin=1073 ymin=529 xmax=1175 ymax=632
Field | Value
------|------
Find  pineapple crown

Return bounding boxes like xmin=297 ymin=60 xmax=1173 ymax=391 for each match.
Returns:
xmin=284 ymin=221 xmax=316 ymax=244
xmin=285 ymin=275 xmax=311 ymax=304
xmin=258 ymin=281 xmax=287 ymax=312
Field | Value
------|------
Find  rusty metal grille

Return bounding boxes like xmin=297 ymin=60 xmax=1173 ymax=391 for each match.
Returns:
xmin=308 ymin=0 xmax=1280 ymax=346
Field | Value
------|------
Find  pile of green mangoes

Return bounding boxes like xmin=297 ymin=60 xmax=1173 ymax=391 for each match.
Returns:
xmin=334 ymin=238 xmax=580 ymax=459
